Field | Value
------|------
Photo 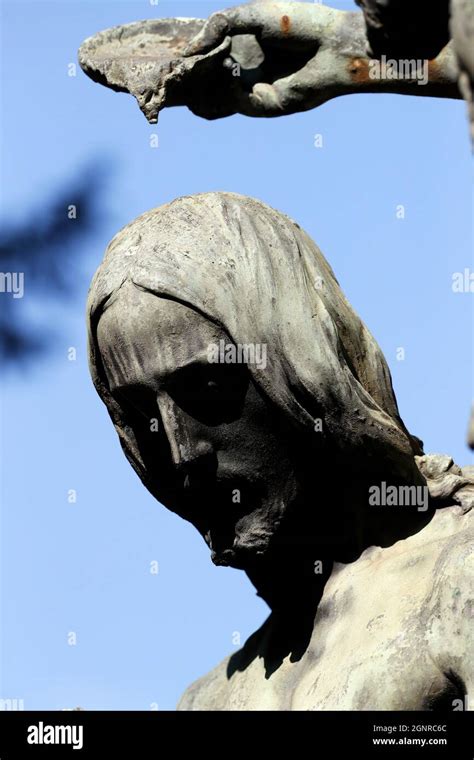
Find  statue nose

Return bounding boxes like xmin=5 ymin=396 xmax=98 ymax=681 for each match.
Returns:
xmin=156 ymin=392 xmax=214 ymax=472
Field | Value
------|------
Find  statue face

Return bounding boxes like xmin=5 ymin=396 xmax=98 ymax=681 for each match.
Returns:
xmin=96 ymin=289 xmax=304 ymax=569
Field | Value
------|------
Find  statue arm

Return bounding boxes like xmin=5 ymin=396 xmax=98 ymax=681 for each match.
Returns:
xmin=176 ymin=657 xmax=231 ymax=710
xmin=185 ymin=2 xmax=461 ymax=118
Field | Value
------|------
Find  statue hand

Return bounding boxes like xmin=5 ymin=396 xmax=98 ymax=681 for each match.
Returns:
xmin=184 ymin=2 xmax=353 ymax=117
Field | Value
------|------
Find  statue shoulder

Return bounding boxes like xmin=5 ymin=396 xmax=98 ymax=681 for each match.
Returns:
xmin=177 ymin=655 xmax=231 ymax=711
xmin=177 ymin=614 xmax=272 ymax=710
xmin=422 ymin=506 xmax=473 ymax=685
xmin=424 ymin=504 xmax=473 ymax=573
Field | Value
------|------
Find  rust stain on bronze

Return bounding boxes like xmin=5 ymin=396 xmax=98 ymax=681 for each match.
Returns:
xmin=348 ymin=57 xmax=370 ymax=84
xmin=280 ymin=15 xmax=291 ymax=34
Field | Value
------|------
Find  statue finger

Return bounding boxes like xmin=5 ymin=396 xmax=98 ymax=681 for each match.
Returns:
xmin=184 ymin=2 xmax=337 ymax=57
xmin=184 ymin=6 xmax=263 ymax=57
xmin=247 ymin=58 xmax=324 ymax=116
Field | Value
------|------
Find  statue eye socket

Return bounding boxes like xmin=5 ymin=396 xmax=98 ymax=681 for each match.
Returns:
xmin=167 ymin=361 xmax=249 ymax=424
xmin=111 ymin=360 xmax=250 ymax=428
xmin=112 ymin=385 xmax=157 ymax=426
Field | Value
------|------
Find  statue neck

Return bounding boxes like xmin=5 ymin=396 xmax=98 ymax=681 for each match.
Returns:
xmin=244 ymin=495 xmax=435 ymax=613
xmin=245 ymin=549 xmax=333 ymax=613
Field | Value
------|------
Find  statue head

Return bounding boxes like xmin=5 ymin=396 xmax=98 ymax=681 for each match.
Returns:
xmin=87 ymin=192 xmax=424 ymax=589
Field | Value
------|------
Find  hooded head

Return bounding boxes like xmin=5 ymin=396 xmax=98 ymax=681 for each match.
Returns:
xmin=87 ymin=192 xmax=424 ymax=577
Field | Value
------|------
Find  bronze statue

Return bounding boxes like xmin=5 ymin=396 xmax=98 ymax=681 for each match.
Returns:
xmin=87 ymin=193 xmax=473 ymax=709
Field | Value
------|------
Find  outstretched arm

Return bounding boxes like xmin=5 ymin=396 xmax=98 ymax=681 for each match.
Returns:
xmin=185 ymin=2 xmax=461 ymax=118
xmin=78 ymin=3 xmax=462 ymax=123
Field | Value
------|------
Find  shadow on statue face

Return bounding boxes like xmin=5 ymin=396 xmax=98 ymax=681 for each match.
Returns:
xmin=97 ymin=288 xmax=311 ymax=570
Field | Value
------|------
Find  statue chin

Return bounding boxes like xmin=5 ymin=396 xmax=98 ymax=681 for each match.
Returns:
xmin=210 ymin=546 xmax=241 ymax=568
xmin=206 ymin=522 xmax=273 ymax=569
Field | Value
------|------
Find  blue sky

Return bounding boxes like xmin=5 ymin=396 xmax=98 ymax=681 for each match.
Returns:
xmin=1 ymin=0 xmax=472 ymax=710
